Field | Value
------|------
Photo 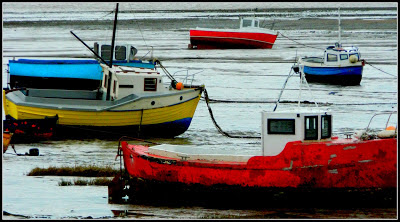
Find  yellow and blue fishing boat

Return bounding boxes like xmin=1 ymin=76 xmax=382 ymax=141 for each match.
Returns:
xmin=4 ymin=3 xmax=204 ymax=139
xmin=4 ymin=64 xmax=204 ymax=138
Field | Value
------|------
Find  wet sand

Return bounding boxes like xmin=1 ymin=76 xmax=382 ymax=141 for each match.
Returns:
xmin=2 ymin=3 xmax=398 ymax=219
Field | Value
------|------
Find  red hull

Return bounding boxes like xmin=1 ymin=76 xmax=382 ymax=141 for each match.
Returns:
xmin=189 ymin=29 xmax=278 ymax=49
xmin=121 ymin=138 xmax=397 ymax=189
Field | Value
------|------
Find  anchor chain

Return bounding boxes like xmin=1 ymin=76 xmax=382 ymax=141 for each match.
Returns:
xmin=203 ymin=88 xmax=261 ymax=139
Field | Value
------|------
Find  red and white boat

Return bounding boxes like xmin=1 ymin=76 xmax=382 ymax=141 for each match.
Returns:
xmin=119 ymin=109 xmax=397 ymax=188
xmin=112 ymin=75 xmax=397 ymax=206
xmin=189 ymin=17 xmax=278 ymax=49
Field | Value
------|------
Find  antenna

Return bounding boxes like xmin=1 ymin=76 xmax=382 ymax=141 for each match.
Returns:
xmin=106 ymin=3 xmax=119 ymax=101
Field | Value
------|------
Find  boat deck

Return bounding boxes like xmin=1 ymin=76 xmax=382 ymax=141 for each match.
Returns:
xmin=300 ymin=57 xmax=324 ymax=63
xmin=148 ymin=144 xmax=261 ymax=162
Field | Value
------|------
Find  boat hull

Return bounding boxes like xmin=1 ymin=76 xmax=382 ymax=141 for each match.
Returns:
xmin=303 ymin=65 xmax=363 ymax=85
xmin=120 ymin=138 xmax=397 ymax=189
xmin=54 ymin=117 xmax=195 ymax=139
xmin=4 ymin=88 xmax=203 ymax=138
xmin=189 ymin=29 xmax=278 ymax=49
xmin=3 ymin=116 xmax=58 ymax=143
xmin=116 ymin=176 xmax=396 ymax=208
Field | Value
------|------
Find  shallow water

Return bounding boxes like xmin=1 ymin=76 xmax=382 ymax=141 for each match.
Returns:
xmin=2 ymin=2 xmax=398 ymax=219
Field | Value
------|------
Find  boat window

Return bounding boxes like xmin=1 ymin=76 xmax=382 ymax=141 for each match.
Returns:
xmin=254 ymin=20 xmax=259 ymax=27
xmin=101 ymin=45 xmax=112 ymax=60
xmin=340 ymin=54 xmax=348 ymax=60
xmin=115 ymin=46 xmax=126 ymax=60
xmin=129 ymin=46 xmax=138 ymax=60
xmin=267 ymin=119 xmax=296 ymax=134
xmin=327 ymin=54 xmax=338 ymax=62
xmin=144 ymin=78 xmax=157 ymax=91
xmin=242 ymin=19 xmax=252 ymax=27
xmin=305 ymin=116 xmax=318 ymax=140
xmin=321 ymin=115 xmax=332 ymax=139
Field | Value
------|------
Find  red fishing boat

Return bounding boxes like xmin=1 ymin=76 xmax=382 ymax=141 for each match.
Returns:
xmin=111 ymin=75 xmax=397 ymax=207
xmin=189 ymin=17 xmax=278 ymax=49
xmin=120 ymin=109 xmax=397 ymax=186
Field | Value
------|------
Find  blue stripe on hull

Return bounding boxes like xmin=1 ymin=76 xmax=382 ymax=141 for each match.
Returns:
xmin=55 ymin=117 xmax=194 ymax=139
xmin=303 ymin=66 xmax=363 ymax=76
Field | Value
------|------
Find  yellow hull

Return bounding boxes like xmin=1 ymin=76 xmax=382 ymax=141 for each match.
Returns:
xmin=5 ymin=94 xmax=201 ymax=127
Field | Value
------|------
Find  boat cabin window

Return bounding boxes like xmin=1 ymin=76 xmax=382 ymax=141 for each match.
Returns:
xmin=144 ymin=78 xmax=157 ymax=91
xmin=242 ymin=19 xmax=252 ymax=28
xmin=327 ymin=54 xmax=338 ymax=62
xmin=340 ymin=54 xmax=348 ymax=60
xmin=321 ymin=115 xmax=332 ymax=139
xmin=305 ymin=116 xmax=318 ymax=140
xmin=113 ymin=80 xmax=117 ymax=94
xmin=267 ymin=119 xmax=296 ymax=135
xmin=115 ymin=46 xmax=126 ymax=60
xmin=254 ymin=20 xmax=259 ymax=28
xmin=101 ymin=45 xmax=112 ymax=60
xmin=129 ymin=46 xmax=138 ymax=60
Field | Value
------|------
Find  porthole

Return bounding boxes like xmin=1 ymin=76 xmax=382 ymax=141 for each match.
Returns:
xmin=151 ymin=101 xmax=155 ymax=105
xmin=180 ymin=96 xmax=183 ymax=101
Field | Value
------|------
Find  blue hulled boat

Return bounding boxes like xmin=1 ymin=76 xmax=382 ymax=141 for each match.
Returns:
xmin=296 ymin=44 xmax=365 ymax=85
xmin=294 ymin=8 xmax=365 ymax=86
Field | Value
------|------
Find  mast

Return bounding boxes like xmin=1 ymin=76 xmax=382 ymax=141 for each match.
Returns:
xmin=338 ymin=7 xmax=341 ymax=47
xmin=106 ymin=3 xmax=119 ymax=101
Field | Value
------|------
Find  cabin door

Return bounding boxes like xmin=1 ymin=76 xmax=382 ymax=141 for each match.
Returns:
xmin=304 ymin=116 xmax=318 ymax=140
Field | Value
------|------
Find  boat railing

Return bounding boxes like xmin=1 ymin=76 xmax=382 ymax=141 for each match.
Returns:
xmin=172 ymin=69 xmax=204 ymax=87
xmin=356 ymin=111 xmax=397 ymax=140
xmin=365 ymin=111 xmax=397 ymax=132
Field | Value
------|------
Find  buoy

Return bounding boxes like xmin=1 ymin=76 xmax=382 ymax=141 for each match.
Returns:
xmin=26 ymin=148 xmax=39 ymax=156
xmin=386 ymin=126 xmax=396 ymax=130
xmin=176 ymin=82 xmax=184 ymax=90
xmin=349 ymin=55 xmax=358 ymax=63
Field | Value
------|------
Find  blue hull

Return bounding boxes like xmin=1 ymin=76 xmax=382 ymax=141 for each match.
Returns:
xmin=54 ymin=117 xmax=193 ymax=139
xmin=303 ymin=65 xmax=363 ymax=85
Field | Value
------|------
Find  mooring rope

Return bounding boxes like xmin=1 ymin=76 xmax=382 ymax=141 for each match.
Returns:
xmin=277 ymin=31 xmax=323 ymax=50
xmin=203 ymin=88 xmax=261 ymax=139
xmin=364 ymin=60 xmax=397 ymax=78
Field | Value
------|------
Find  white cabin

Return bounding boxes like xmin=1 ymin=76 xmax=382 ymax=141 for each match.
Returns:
xmin=322 ymin=43 xmax=362 ymax=66
xmin=94 ymin=42 xmax=138 ymax=62
xmin=240 ymin=17 xmax=261 ymax=29
xmin=261 ymin=108 xmax=332 ymax=156
xmin=99 ymin=64 xmax=168 ymax=101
